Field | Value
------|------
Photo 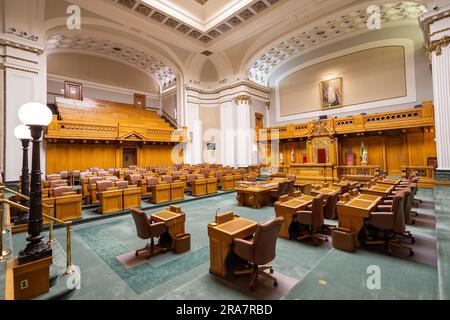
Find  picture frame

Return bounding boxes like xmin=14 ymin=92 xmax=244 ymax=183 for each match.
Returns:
xmin=319 ymin=77 xmax=343 ymax=109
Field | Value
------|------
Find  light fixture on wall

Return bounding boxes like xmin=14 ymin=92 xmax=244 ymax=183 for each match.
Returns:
xmin=13 ymin=124 xmax=32 ymax=225
xmin=17 ymin=102 xmax=53 ymax=265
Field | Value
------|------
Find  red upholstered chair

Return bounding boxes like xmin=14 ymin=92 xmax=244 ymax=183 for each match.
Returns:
xmin=161 ymin=175 xmax=173 ymax=183
xmin=52 ymin=186 xmax=74 ymax=197
xmin=128 ymin=174 xmax=143 ymax=186
xmin=296 ymin=193 xmax=329 ymax=245
xmin=116 ymin=180 xmax=129 ymax=189
xmin=232 ymin=217 xmax=284 ymax=290
xmin=196 ymin=174 xmax=205 ymax=179
xmin=49 ymin=179 xmax=68 ymax=188
xmin=46 ymin=174 xmax=62 ymax=181
xmin=96 ymin=180 xmax=113 ymax=193
xmin=106 ymin=176 xmax=119 ymax=182
xmin=130 ymin=208 xmax=167 ymax=259
xmin=71 ymin=170 xmax=81 ymax=185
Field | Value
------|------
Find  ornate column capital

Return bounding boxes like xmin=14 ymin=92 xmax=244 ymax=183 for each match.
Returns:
xmin=426 ymin=35 xmax=450 ymax=58
xmin=234 ymin=95 xmax=251 ymax=105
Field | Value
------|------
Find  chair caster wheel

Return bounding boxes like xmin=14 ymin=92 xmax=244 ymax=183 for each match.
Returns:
xmin=325 ymin=238 xmax=329 ymax=242
xmin=146 ymin=255 xmax=150 ymax=260
xmin=274 ymin=281 xmax=278 ymax=287
xmin=135 ymin=251 xmax=138 ymax=256
xmin=409 ymin=250 xmax=415 ymax=257
xmin=270 ymin=268 xmax=274 ymax=274
xmin=411 ymin=238 xmax=416 ymax=244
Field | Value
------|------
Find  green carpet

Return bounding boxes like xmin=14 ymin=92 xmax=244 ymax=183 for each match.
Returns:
xmin=75 ymin=221 xmax=209 ymax=295
xmin=8 ymin=189 xmax=442 ymax=300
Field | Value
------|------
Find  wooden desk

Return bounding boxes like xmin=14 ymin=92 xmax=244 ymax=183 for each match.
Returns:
xmin=235 ymin=182 xmax=279 ymax=208
xmin=312 ymin=185 xmax=341 ymax=195
xmin=151 ymin=209 xmax=186 ymax=250
xmin=206 ymin=178 xmax=218 ymax=194
xmin=274 ymin=195 xmax=314 ymax=239
xmin=123 ymin=187 xmax=141 ymax=210
xmin=150 ymin=183 xmax=171 ymax=203
xmin=191 ymin=179 xmax=207 ymax=196
xmin=208 ymin=217 xmax=258 ymax=278
xmin=170 ymin=182 xmax=185 ymax=201
xmin=362 ymin=184 xmax=394 ymax=197
xmin=220 ymin=175 xmax=235 ymax=191
xmin=337 ymin=194 xmax=382 ymax=245
xmin=379 ymin=178 xmax=401 ymax=186
xmin=98 ymin=189 xmax=123 ymax=214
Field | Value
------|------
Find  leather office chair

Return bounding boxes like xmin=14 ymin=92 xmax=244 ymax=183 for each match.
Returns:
xmin=72 ymin=170 xmax=81 ymax=185
xmin=244 ymin=175 xmax=257 ymax=182
xmin=46 ymin=173 xmax=62 ymax=181
xmin=232 ymin=217 xmax=284 ymax=290
xmin=60 ymin=171 xmax=70 ymax=184
xmin=268 ymin=181 xmax=289 ymax=205
xmin=130 ymin=208 xmax=167 ymax=259
xmin=296 ymin=193 xmax=329 ymax=245
xmin=367 ymin=193 xmax=414 ymax=256
xmin=286 ymin=180 xmax=295 ymax=195
xmin=116 ymin=180 xmax=129 ymax=189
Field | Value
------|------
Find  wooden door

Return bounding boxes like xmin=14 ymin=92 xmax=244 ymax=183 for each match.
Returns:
xmin=64 ymin=81 xmax=82 ymax=100
xmin=385 ymin=137 xmax=405 ymax=176
xmin=123 ymin=148 xmax=137 ymax=168
xmin=134 ymin=94 xmax=146 ymax=109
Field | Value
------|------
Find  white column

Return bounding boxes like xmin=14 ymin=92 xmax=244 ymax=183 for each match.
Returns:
xmin=185 ymin=103 xmax=202 ymax=165
xmin=235 ymin=96 xmax=252 ymax=168
xmin=421 ymin=6 xmax=450 ymax=180
xmin=220 ymin=101 xmax=236 ymax=167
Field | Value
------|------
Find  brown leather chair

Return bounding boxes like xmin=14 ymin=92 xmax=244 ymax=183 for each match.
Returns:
xmin=161 ymin=175 xmax=173 ymax=183
xmin=49 ymin=179 xmax=68 ymax=188
xmin=286 ymin=180 xmax=295 ymax=195
xmin=268 ymin=181 xmax=289 ymax=205
xmin=367 ymin=193 xmax=414 ymax=256
xmin=130 ymin=208 xmax=167 ymax=259
xmin=116 ymin=180 xmax=129 ymax=189
xmin=52 ymin=186 xmax=74 ymax=197
xmin=232 ymin=217 xmax=284 ymax=290
xmin=296 ymin=193 xmax=329 ymax=245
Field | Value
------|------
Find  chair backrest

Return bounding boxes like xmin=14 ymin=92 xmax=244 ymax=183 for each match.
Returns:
xmin=147 ymin=176 xmax=159 ymax=186
xmin=46 ymin=174 xmax=62 ymax=180
xmin=60 ymin=171 xmax=70 ymax=179
xmin=80 ymin=171 xmax=93 ymax=179
xmin=161 ymin=175 xmax=173 ymax=183
xmin=89 ymin=167 xmax=100 ymax=172
xmin=172 ymin=171 xmax=182 ymax=179
xmin=129 ymin=165 xmax=138 ymax=170
xmin=106 ymin=176 xmax=119 ymax=182
xmin=96 ymin=180 xmax=113 ymax=192
xmin=49 ymin=179 xmax=68 ymax=188
xmin=53 ymin=186 xmax=73 ymax=197
xmin=215 ymin=171 xmax=223 ymax=179
xmin=130 ymin=208 xmax=166 ymax=240
xmin=246 ymin=175 xmax=256 ymax=182
xmin=324 ymin=191 xmax=339 ymax=219
xmin=116 ymin=180 xmax=129 ymax=189
xmin=130 ymin=174 xmax=142 ymax=185
xmin=98 ymin=170 xmax=110 ymax=177
xmin=392 ymin=192 xmax=406 ymax=233
xmin=158 ymin=166 xmax=167 ymax=174
xmin=72 ymin=170 xmax=81 ymax=178
xmin=88 ymin=176 xmax=103 ymax=190
xmin=277 ymin=181 xmax=289 ymax=196
xmin=287 ymin=174 xmax=296 ymax=182
xmin=200 ymin=168 xmax=210 ymax=175
xmin=402 ymin=187 xmax=412 ymax=225
xmin=253 ymin=217 xmax=284 ymax=265
xmin=286 ymin=180 xmax=295 ymax=194
xmin=311 ymin=194 xmax=326 ymax=228
xmin=196 ymin=174 xmax=205 ymax=179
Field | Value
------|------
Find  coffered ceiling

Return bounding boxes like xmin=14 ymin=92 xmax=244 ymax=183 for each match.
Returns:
xmin=110 ymin=0 xmax=285 ymax=44
xmin=248 ymin=1 xmax=427 ymax=85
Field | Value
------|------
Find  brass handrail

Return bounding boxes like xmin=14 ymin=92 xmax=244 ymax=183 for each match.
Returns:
xmin=0 ymin=190 xmax=74 ymax=275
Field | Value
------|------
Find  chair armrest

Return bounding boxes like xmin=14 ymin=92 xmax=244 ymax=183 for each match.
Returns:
xmin=376 ymin=205 xmax=392 ymax=212
xmin=150 ymin=221 xmax=166 ymax=236
xmin=233 ymin=238 xmax=254 ymax=261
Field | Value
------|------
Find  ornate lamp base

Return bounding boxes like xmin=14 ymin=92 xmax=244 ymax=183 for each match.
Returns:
xmin=18 ymin=236 xmax=52 ymax=265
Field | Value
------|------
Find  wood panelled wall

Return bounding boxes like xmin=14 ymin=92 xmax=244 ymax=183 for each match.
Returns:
xmin=338 ymin=128 xmax=436 ymax=175
xmin=46 ymin=143 xmax=182 ymax=173
xmin=267 ymin=127 xmax=436 ymax=176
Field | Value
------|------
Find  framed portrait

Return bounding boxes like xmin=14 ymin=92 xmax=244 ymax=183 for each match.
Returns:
xmin=319 ymin=77 xmax=343 ymax=109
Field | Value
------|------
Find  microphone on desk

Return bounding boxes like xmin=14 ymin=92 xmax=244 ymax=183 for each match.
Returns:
xmin=215 ymin=208 xmax=220 ymax=218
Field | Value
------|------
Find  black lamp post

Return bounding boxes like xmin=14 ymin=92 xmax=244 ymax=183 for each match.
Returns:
xmin=13 ymin=124 xmax=31 ymax=225
xmin=17 ymin=102 xmax=53 ymax=265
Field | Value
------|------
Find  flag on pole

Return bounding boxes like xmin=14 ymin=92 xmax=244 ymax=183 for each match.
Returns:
xmin=291 ymin=144 xmax=295 ymax=163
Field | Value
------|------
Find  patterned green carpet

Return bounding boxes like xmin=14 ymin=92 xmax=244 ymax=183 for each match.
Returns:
xmin=8 ymin=189 xmax=441 ymax=300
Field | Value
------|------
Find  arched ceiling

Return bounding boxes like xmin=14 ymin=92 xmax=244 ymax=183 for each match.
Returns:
xmin=247 ymin=1 xmax=427 ymax=85
xmin=46 ymin=33 xmax=177 ymax=87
